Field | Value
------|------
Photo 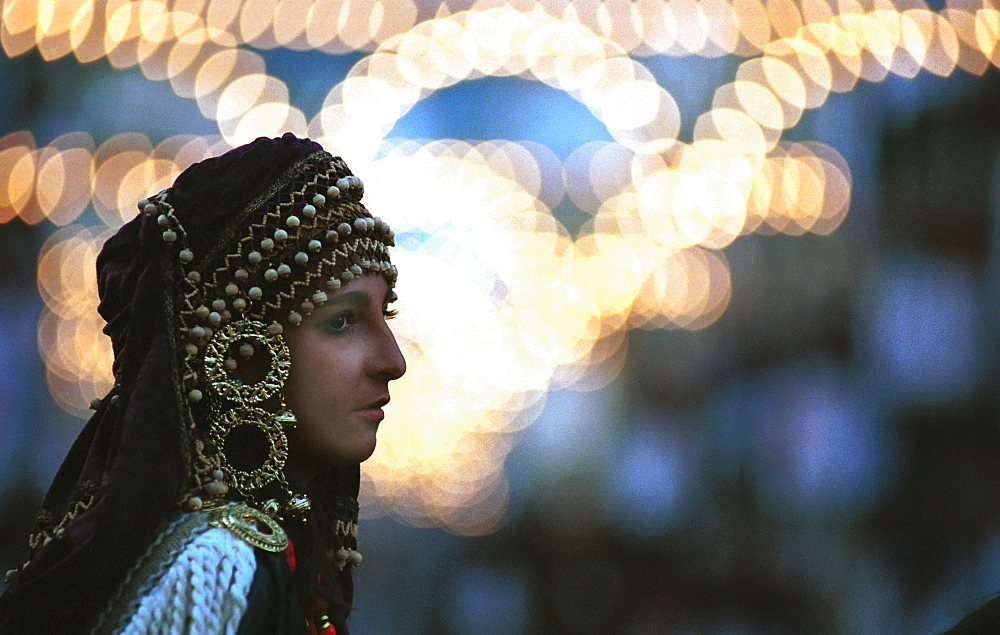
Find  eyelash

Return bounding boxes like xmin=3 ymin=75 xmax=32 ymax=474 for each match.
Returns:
xmin=324 ymin=307 xmax=397 ymax=333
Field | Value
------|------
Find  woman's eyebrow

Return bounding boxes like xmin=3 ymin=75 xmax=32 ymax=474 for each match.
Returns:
xmin=323 ymin=290 xmax=372 ymax=307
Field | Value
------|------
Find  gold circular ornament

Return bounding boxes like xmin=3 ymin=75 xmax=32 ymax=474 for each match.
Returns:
xmin=209 ymin=406 xmax=289 ymax=493
xmin=209 ymin=502 xmax=288 ymax=552
xmin=202 ymin=320 xmax=290 ymax=405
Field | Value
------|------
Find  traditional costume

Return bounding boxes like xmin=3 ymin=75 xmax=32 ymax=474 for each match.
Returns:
xmin=0 ymin=134 xmax=397 ymax=634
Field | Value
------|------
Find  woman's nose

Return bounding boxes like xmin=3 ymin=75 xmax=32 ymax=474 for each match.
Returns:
xmin=370 ymin=322 xmax=406 ymax=381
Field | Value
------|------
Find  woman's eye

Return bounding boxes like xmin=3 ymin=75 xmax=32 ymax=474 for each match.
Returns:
xmin=325 ymin=313 xmax=352 ymax=333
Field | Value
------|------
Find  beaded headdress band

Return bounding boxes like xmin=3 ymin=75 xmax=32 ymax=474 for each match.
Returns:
xmin=139 ymin=150 xmax=396 ymax=520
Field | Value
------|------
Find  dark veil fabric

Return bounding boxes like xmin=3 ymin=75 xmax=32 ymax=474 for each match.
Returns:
xmin=0 ymin=134 xmax=355 ymax=633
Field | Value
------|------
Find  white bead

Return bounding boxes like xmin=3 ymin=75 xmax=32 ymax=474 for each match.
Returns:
xmin=90 ymin=397 xmax=102 ymax=410
xmin=277 ymin=264 xmax=292 ymax=277
xmin=208 ymin=312 xmax=222 ymax=326
xmin=268 ymin=322 xmax=283 ymax=335
xmin=248 ymin=251 xmax=262 ymax=265
xmin=138 ymin=198 xmax=149 ymax=209
xmin=366 ymin=217 xmax=375 ymax=231
xmin=274 ymin=229 xmax=288 ymax=242
xmin=195 ymin=305 xmax=210 ymax=319
xmin=179 ymin=249 xmax=194 ymax=264
xmin=260 ymin=238 xmax=275 ymax=252
xmin=157 ymin=214 xmax=170 ymax=227
xmin=145 ymin=203 xmax=159 ymax=216
xmin=302 ymin=204 xmax=316 ymax=218
xmin=188 ymin=326 xmax=205 ymax=340
xmin=336 ymin=177 xmax=350 ymax=190
xmin=326 ymin=278 xmax=341 ymax=290
xmin=232 ymin=298 xmax=247 ymax=311
xmin=338 ymin=222 xmax=351 ymax=236
xmin=286 ymin=216 xmax=300 ymax=228
xmin=326 ymin=185 xmax=340 ymax=198
xmin=204 ymin=480 xmax=228 ymax=496
xmin=235 ymin=269 xmax=248 ymax=281
xmin=264 ymin=269 xmax=278 ymax=282
xmin=288 ymin=311 xmax=302 ymax=326
xmin=350 ymin=265 xmax=363 ymax=276
xmin=239 ymin=343 xmax=254 ymax=358
xmin=162 ymin=230 xmax=177 ymax=243
xmin=341 ymin=271 xmax=354 ymax=282
xmin=225 ymin=284 xmax=239 ymax=296
xmin=312 ymin=194 xmax=325 ymax=206
xmin=308 ymin=239 xmax=322 ymax=252
xmin=249 ymin=286 xmax=263 ymax=300
xmin=188 ymin=389 xmax=203 ymax=402
xmin=312 ymin=291 xmax=327 ymax=304
xmin=212 ymin=299 xmax=226 ymax=311
xmin=294 ymin=252 xmax=309 ymax=265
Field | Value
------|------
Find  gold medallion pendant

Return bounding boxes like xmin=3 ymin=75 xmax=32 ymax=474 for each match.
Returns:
xmin=208 ymin=502 xmax=288 ymax=552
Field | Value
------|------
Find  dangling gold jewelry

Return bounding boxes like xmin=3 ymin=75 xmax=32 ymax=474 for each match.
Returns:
xmin=203 ymin=320 xmax=290 ymax=404
xmin=209 ymin=406 xmax=289 ymax=493
xmin=203 ymin=319 xmax=307 ymax=516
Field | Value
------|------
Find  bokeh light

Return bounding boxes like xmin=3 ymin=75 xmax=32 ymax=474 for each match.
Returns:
xmin=4 ymin=0 xmax=1000 ymax=533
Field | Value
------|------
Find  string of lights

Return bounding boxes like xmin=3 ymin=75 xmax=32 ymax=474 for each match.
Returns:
xmin=2 ymin=0 xmax=997 ymax=532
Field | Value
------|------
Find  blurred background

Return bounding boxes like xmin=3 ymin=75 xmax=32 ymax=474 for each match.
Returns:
xmin=1 ymin=0 xmax=1000 ymax=632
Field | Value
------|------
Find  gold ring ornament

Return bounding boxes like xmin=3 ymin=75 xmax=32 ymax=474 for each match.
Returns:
xmin=208 ymin=406 xmax=289 ymax=493
xmin=202 ymin=320 xmax=290 ymax=405
xmin=209 ymin=502 xmax=288 ymax=552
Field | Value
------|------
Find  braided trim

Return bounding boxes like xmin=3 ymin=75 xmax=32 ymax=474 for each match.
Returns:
xmin=90 ymin=509 xmax=217 ymax=634
xmin=113 ymin=527 xmax=255 ymax=635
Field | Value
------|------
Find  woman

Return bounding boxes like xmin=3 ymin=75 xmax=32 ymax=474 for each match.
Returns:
xmin=0 ymin=133 xmax=406 ymax=633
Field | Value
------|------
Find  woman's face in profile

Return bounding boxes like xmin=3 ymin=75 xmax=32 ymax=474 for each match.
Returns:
xmin=282 ymin=274 xmax=406 ymax=482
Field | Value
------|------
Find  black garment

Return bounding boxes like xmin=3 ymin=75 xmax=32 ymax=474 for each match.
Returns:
xmin=238 ymin=550 xmax=309 ymax=635
xmin=942 ymin=595 xmax=1000 ymax=634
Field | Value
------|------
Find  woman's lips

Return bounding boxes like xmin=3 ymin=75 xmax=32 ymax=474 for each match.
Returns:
xmin=357 ymin=397 xmax=389 ymax=421
xmin=357 ymin=407 xmax=385 ymax=421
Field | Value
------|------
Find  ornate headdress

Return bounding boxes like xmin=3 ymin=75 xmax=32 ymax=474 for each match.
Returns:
xmin=145 ymin=138 xmax=395 ymax=520
xmin=0 ymin=134 xmax=392 ymax=632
